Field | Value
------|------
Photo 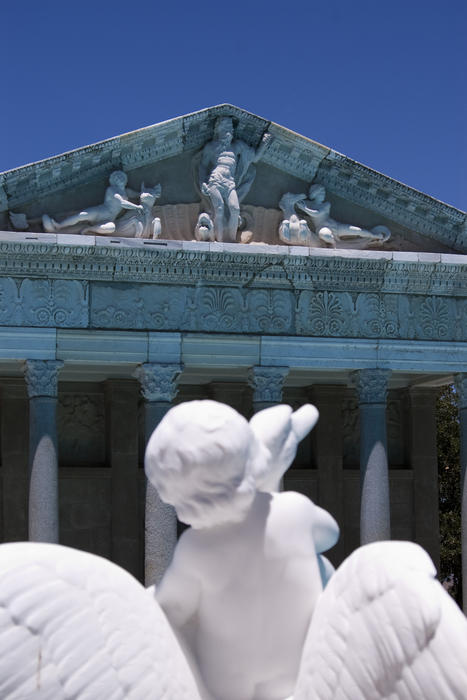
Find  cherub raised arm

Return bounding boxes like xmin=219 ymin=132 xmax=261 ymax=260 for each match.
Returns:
xmin=42 ymin=170 xmax=143 ymax=235
xmin=145 ymin=400 xmax=338 ymax=700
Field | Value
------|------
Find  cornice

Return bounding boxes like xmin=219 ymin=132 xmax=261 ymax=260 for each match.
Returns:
xmin=0 ymin=234 xmax=465 ymax=296
xmin=317 ymin=153 xmax=467 ymax=251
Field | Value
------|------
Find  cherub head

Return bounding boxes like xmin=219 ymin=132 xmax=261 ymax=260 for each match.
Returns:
xmin=145 ymin=401 xmax=262 ymax=529
xmin=109 ymin=170 xmax=128 ymax=188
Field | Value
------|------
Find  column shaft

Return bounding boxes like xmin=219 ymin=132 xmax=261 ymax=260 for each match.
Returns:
xmin=23 ymin=360 xmax=63 ymax=544
xmin=353 ymin=369 xmax=391 ymax=544
xmin=28 ymin=397 xmax=59 ymax=541
xmin=144 ymin=402 xmax=178 ymax=587
xmin=135 ymin=363 xmax=182 ymax=587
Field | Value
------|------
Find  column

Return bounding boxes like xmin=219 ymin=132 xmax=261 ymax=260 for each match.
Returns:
xmin=310 ymin=385 xmax=345 ymax=565
xmin=352 ymin=369 xmax=391 ymax=544
xmin=134 ymin=363 xmax=183 ymax=587
xmin=407 ymin=387 xmax=440 ymax=570
xmin=454 ymin=373 xmax=467 ymax=611
xmin=105 ymin=380 xmax=140 ymax=579
xmin=1 ymin=382 xmax=29 ymax=541
xmin=23 ymin=360 xmax=63 ymax=543
xmin=248 ymin=366 xmax=289 ymax=413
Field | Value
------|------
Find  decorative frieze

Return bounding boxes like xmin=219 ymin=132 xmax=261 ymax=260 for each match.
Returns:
xmin=0 ymin=238 xmax=465 ymax=297
xmin=89 ymin=281 xmax=467 ymax=341
xmin=134 ymin=363 xmax=183 ymax=403
xmin=23 ymin=360 xmax=64 ymax=398
xmin=0 ymin=278 xmax=88 ymax=327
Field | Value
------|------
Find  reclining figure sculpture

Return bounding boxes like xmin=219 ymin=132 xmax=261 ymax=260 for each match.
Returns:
xmin=0 ymin=400 xmax=466 ymax=699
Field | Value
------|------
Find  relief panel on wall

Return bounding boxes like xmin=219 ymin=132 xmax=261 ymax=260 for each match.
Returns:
xmin=58 ymin=392 xmax=105 ymax=467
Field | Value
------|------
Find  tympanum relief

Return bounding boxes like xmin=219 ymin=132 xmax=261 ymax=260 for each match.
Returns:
xmin=279 ymin=184 xmax=391 ymax=249
xmin=40 ymin=171 xmax=162 ymax=238
xmin=195 ymin=115 xmax=273 ymax=243
xmin=11 ymin=118 xmax=391 ymax=249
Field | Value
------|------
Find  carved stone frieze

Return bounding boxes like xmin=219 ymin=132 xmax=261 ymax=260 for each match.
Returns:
xmin=0 ymin=239 xmax=465 ymax=297
xmin=297 ymin=290 xmax=353 ymax=336
xmin=89 ymin=279 xmax=467 ymax=342
xmin=0 ymin=278 xmax=88 ymax=327
xmin=91 ymin=284 xmax=188 ymax=330
xmin=351 ymin=369 xmax=391 ymax=404
xmin=356 ymin=293 xmax=399 ymax=338
xmin=248 ymin=366 xmax=289 ymax=404
xmin=189 ymin=287 xmax=243 ymax=332
xmin=247 ymin=289 xmax=294 ymax=333
xmin=134 ymin=363 xmax=183 ymax=403
xmin=23 ymin=360 xmax=64 ymax=398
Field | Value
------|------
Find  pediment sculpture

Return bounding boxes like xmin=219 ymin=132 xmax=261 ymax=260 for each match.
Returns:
xmin=41 ymin=171 xmax=162 ymax=238
xmin=195 ymin=115 xmax=273 ymax=243
xmin=0 ymin=400 xmax=466 ymax=699
xmin=279 ymin=183 xmax=391 ymax=248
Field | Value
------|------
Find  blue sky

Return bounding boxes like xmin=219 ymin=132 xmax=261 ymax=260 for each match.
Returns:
xmin=3 ymin=0 xmax=466 ymax=210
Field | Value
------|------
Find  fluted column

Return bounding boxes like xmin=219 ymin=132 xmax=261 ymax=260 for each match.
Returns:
xmin=454 ymin=373 xmax=467 ymax=611
xmin=352 ymin=369 xmax=391 ymax=544
xmin=135 ymin=363 xmax=183 ymax=587
xmin=248 ymin=366 xmax=289 ymax=413
xmin=23 ymin=360 xmax=63 ymax=543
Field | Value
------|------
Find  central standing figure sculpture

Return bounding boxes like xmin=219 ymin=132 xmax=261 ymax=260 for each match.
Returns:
xmin=198 ymin=117 xmax=273 ymax=242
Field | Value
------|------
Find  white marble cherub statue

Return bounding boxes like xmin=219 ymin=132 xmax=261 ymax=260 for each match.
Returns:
xmin=42 ymin=170 xmax=144 ymax=235
xmin=145 ymin=400 xmax=339 ymax=700
xmin=0 ymin=400 xmax=466 ymax=699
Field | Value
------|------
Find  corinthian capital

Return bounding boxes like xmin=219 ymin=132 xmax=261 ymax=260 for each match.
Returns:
xmin=248 ymin=366 xmax=289 ymax=404
xmin=134 ymin=363 xmax=183 ymax=403
xmin=351 ymin=369 xmax=391 ymax=404
xmin=22 ymin=360 xmax=64 ymax=398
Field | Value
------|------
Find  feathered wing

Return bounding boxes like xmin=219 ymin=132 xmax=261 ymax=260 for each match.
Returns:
xmin=294 ymin=541 xmax=467 ymax=700
xmin=0 ymin=542 xmax=202 ymax=700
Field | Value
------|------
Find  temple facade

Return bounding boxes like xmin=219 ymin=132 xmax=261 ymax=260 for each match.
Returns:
xmin=0 ymin=104 xmax=466 ymax=587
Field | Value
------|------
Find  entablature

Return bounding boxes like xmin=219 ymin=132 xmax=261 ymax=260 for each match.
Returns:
xmin=0 ymin=232 xmax=465 ymax=296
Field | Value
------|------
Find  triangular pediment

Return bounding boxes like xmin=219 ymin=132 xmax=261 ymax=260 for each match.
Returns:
xmin=1 ymin=104 xmax=466 ymax=253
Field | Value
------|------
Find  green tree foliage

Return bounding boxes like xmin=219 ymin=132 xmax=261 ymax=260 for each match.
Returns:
xmin=437 ymin=384 xmax=461 ymax=606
